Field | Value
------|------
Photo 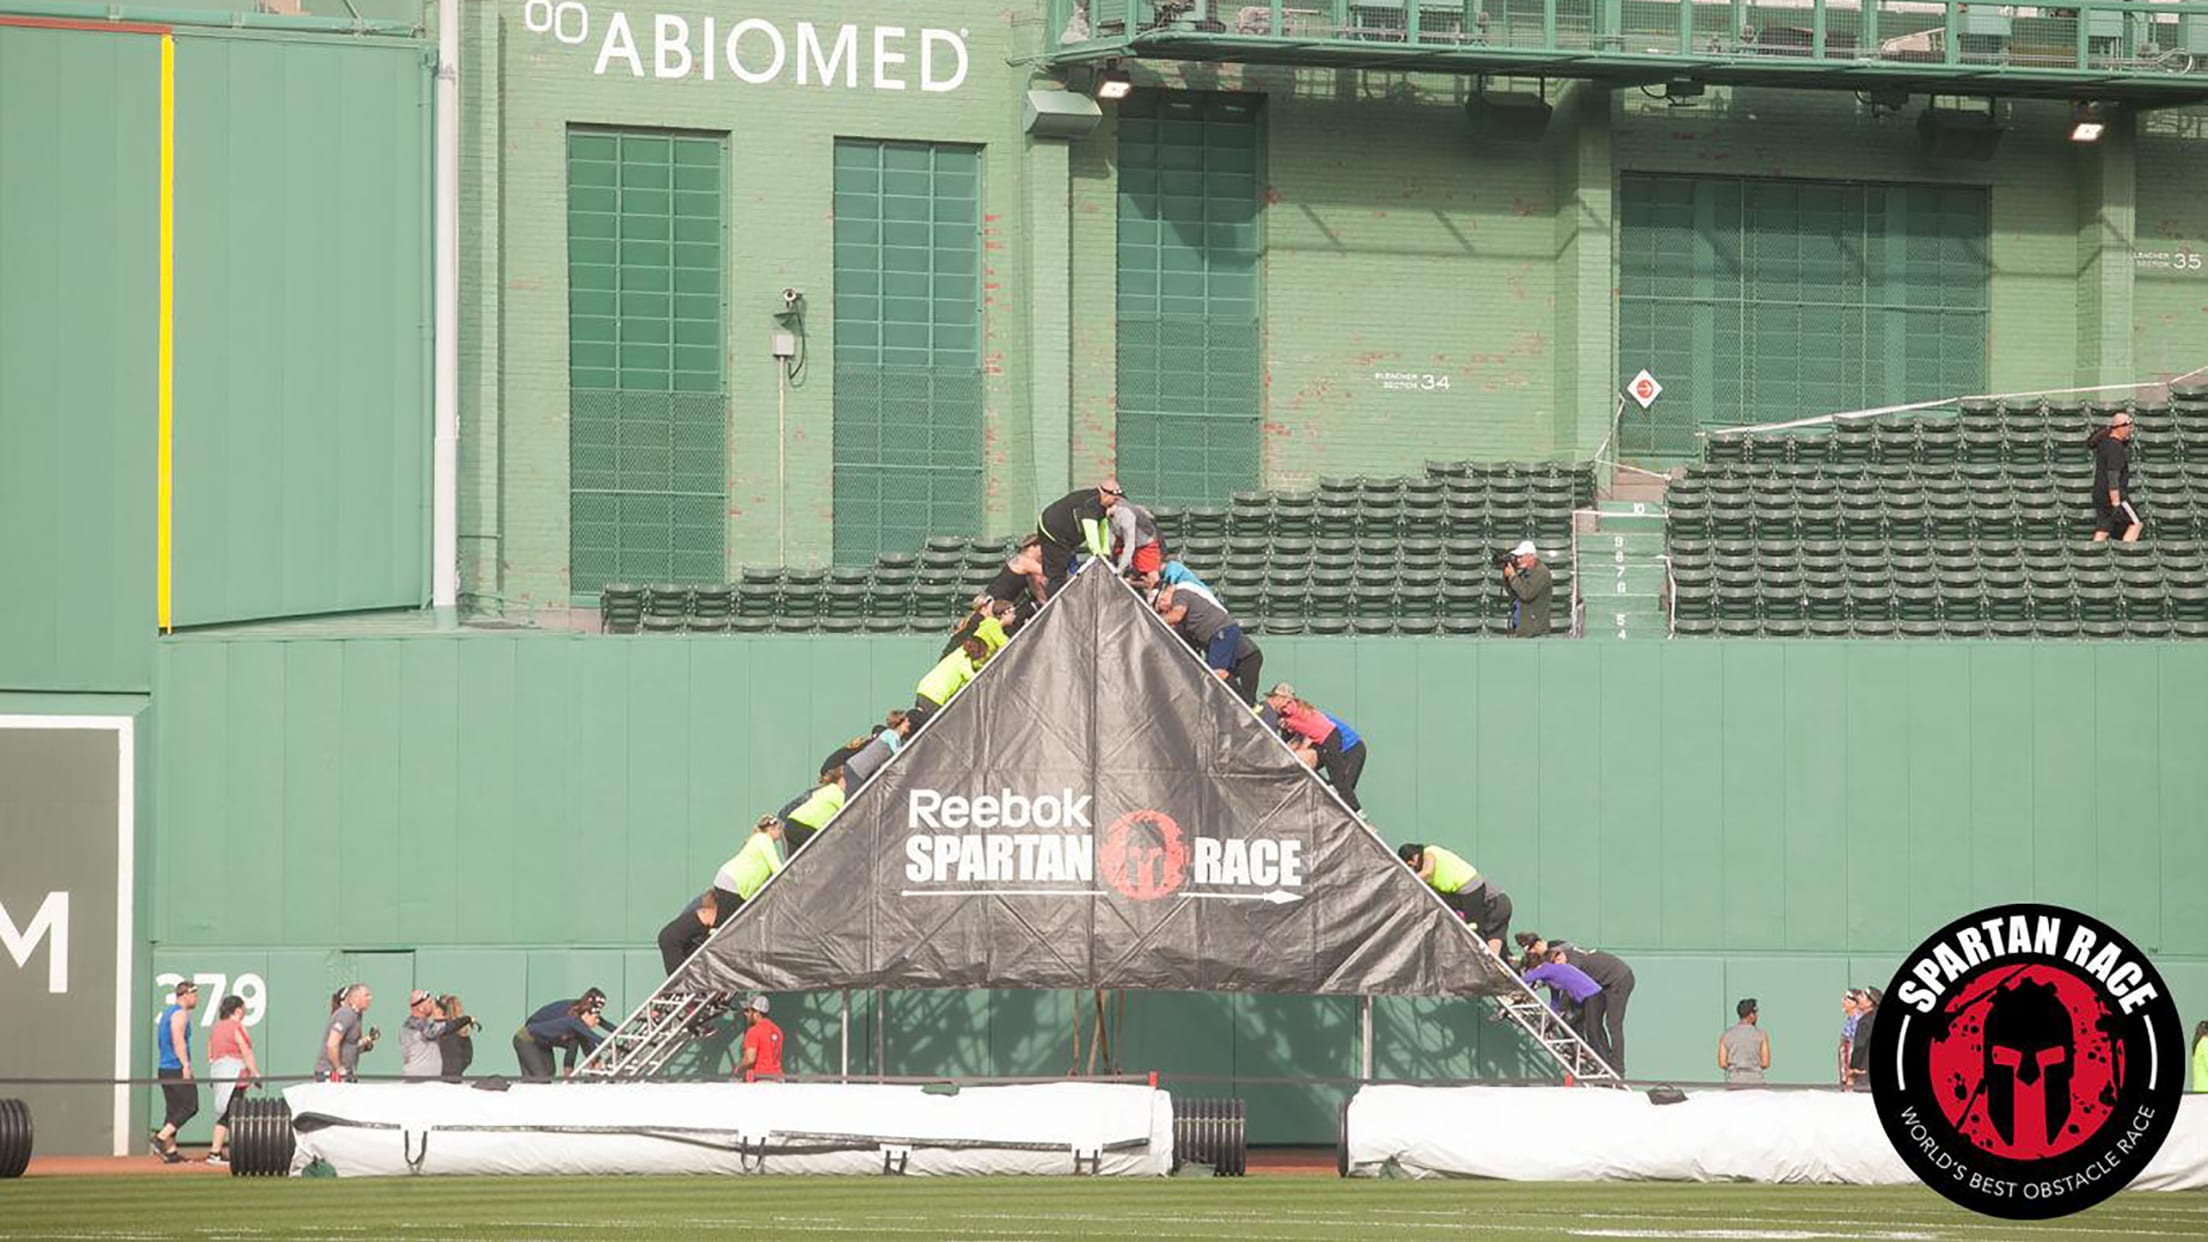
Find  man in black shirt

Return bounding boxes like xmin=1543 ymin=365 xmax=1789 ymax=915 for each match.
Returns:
xmin=1035 ymin=480 xmax=1123 ymax=597
xmin=1556 ymin=945 xmax=1636 ymax=1075
xmin=2090 ymin=411 xmax=2142 ymax=542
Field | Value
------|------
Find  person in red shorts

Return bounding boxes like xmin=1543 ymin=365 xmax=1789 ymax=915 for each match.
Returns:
xmin=736 ymin=994 xmax=784 ymax=1082
xmin=1109 ymin=498 xmax=1161 ymax=580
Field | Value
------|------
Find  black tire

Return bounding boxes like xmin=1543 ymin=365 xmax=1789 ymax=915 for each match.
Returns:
xmin=1172 ymin=1096 xmax=1246 ymax=1177
xmin=229 ymin=1098 xmax=293 ymax=1177
xmin=0 ymin=1098 xmax=31 ymax=1178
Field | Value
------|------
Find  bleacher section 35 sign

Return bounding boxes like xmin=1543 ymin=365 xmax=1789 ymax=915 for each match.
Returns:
xmin=521 ymin=4 xmax=971 ymax=91
xmin=0 ymin=717 xmax=136 ymax=1157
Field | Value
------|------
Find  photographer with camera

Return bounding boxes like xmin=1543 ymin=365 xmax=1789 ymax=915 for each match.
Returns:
xmin=1500 ymin=540 xmax=1553 ymax=637
xmin=436 ymin=995 xmax=479 ymax=1081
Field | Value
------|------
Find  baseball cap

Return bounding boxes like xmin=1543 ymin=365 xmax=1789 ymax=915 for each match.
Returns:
xmin=410 ymin=990 xmax=432 ymax=1006
xmin=1266 ymin=682 xmax=1295 ymax=699
xmin=1511 ymin=540 xmax=1538 ymax=558
xmin=744 ymin=994 xmax=771 ymax=1015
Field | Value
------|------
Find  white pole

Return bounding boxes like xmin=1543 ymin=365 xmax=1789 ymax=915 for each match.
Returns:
xmin=431 ymin=0 xmax=461 ymax=619
xmin=840 ymin=991 xmax=850 ymax=1081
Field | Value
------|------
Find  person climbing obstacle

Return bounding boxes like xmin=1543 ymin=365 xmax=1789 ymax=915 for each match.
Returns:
xmin=1397 ymin=842 xmax=1512 ymax=957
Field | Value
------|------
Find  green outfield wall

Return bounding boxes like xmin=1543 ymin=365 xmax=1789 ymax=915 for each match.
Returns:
xmin=145 ymin=632 xmax=2208 ymax=1143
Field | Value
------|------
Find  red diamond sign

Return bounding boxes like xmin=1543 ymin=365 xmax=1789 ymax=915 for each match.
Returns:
xmin=1629 ymin=369 xmax=1662 ymax=409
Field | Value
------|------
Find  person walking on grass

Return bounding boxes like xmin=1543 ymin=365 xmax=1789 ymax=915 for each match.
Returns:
xmin=205 ymin=994 xmax=258 ymax=1166
xmin=151 ymin=980 xmax=199 ymax=1163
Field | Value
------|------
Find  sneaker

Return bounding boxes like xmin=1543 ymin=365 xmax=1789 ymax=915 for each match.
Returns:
xmin=204 ymin=1152 xmax=228 ymax=1166
xmin=159 ymin=1146 xmax=185 ymax=1165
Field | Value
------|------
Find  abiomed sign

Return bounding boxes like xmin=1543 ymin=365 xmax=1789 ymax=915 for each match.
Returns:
xmin=522 ymin=2 xmax=971 ymax=91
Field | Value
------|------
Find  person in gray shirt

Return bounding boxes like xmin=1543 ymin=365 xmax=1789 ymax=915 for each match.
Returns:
xmin=1153 ymin=583 xmax=1264 ymax=705
xmin=1719 ymin=997 xmax=1769 ymax=1088
xmin=315 ymin=984 xmax=376 ymax=1082
xmin=398 ymin=990 xmax=464 ymax=1079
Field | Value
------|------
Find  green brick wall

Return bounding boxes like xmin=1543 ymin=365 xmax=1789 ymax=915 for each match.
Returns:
xmin=463 ymin=16 xmax=2203 ymax=592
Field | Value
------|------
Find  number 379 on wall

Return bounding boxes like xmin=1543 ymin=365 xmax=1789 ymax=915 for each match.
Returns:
xmin=155 ymin=972 xmax=267 ymax=1027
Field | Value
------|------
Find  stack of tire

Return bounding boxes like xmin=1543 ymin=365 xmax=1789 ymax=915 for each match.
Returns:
xmin=0 ymin=1098 xmax=30 ymax=1178
xmin=227 ymin=1098 xmax=294 ymax=1177
xmin=1171 ymin=1096 xmax=1246 ymax=1177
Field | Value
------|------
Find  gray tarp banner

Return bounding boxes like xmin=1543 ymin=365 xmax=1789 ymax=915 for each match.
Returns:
xmin=679 ymin=564 xmax=1514 ymax=997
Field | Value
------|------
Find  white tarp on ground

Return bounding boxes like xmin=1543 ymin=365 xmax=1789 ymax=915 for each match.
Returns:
xmin=284 ymin=1081 xmax=1173 ymax=1178
xmin=1345 ymin=1086 xmax=2208 ymax=1190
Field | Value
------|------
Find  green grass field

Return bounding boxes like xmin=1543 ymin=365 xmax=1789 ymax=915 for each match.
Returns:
xmin=3 ymin=1177 xmax=2204 ymax=1240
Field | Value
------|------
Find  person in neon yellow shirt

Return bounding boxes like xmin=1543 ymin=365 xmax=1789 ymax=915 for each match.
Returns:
xmin=710 ymin=816 xmax=784 ymax=913
xmin=1398 ymin=841 xmax=1513 ymax=957
xmin=783 ymin=770 xmax=846 ymax=853
xmin=2192 ymin=1020 xmax=2208 ymax=1093
xmin=911 ymin=635 xmax=989 ymax=728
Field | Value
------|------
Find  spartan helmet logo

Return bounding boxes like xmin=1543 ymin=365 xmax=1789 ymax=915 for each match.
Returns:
xmin=1983 ymin=977 xmax=2074 ymax=1148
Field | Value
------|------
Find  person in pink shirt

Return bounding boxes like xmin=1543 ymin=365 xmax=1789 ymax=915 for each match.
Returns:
xmin=1263 ymin=684 xmax=1368 ymax=812
xmin=205 ymin=995 xmax=260 ymax=1167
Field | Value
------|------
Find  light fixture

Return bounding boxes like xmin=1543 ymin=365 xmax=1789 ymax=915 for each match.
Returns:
xmin=1093 ymin=65 xmax=1133 ymax=101
xmin=1662 ymin=79 xmax=1705 ymax=101
xmin=1464 ymin=89 xmax=1553 ymax=142
xmin=2069 ymin=102 xmax=2107 ymax=143
xmin=1917 ymin=103 xmax=2004 ymax=161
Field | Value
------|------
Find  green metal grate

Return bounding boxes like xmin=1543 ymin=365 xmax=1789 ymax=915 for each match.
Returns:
xmin=567 ymin=128 xmax=727 ymax=592
xmin=1116 ymin=93 xmax=1263 ymax=507
xmin=832 ymin=140 xmax=984 ymax=564
xmin=1618 ymin=174 xmax=1988 ymax=461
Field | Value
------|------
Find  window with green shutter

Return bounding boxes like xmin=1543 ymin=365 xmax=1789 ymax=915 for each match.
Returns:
xmin=831 ymin=140 xmax=983 ymax=565
xmin=1116 ymin=93 xmax=1263 ymax=508
xmin=566 ymin=128 xmax=727 ymax=592
xmin=1618 ymin=174 xmax=1987 ymax=461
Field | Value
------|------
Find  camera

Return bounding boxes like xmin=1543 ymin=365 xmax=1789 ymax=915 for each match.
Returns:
xmin=1491 ymin=549 xmax=1517 ymax=569
xmin=779 ymin=287 xmax=804 ymax=309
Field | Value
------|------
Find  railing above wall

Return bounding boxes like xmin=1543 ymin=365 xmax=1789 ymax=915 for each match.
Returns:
xmin=1046 ymin=0 xmax=2208 ymax=101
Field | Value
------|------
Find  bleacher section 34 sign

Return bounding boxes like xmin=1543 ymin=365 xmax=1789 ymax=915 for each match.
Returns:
xmin=521 ymin=3 xmax=970 ymax=91
xmin=674 ymin=565 xmax=1507 ymax=998
xmin=0 ymin=717 xmax=136 ymax=1157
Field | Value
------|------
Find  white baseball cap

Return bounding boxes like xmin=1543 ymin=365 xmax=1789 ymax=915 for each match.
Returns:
xmin=1511 ymin=540 xmax=1537 ymax=558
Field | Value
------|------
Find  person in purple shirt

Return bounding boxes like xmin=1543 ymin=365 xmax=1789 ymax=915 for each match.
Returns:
xmin=1523 ymin=954 xmax=1609 ymax=1066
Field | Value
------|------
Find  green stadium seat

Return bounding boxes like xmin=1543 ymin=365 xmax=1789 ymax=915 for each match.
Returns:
xmin=1717 ymin=618 xmax=1762 ymax=637
xmin=730 ymin=615 xmax=773 ymax=634
xmin=1675 ymin=617 xmax=1718 ymax=637
xmin=2079 ymin=617 xmax=2126 ymax=640
xmin=599 ymin=584 xmax=645 ymax=634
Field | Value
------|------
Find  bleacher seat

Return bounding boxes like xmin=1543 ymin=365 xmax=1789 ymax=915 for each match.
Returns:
xmin=1669 ymin=401 xmax=2208 ymax=638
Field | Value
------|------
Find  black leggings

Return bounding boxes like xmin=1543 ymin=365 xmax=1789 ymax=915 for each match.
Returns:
xmin=513 ymin=1030 xmax=556 ymax=1082
xmin=1223 ymin=646 xmax=1263 ymax=707
xmin=158 ymin=1067 xmax=198 ymax=1130
xmin=1601 ymin=977 xmax=1634 ymax=1075
xmin=1038 ymin=537 xmax=1078 ymax=595
xmin=1315 ymin=734 xmax=1367 ymax=810
xmin=1442 ymin=885 xmax=1512 ymax=950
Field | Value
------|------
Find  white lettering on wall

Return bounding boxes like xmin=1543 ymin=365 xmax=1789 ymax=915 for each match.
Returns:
xmin=596 ymin=9 xmax=644 ymax=76
xmin=653 ymin=13 xmax=692 ymax=79
xmin=723 ymin=17 xmax=786 ymax=85
xmin=551 ymin=9 xmax=971 ymax=92
xmin=798 ymin=22 xmax=856 ymax=88
xmin=1 ymin=891 xmax=68 ymax=994
xmin=920 ymin=28 xmax=967 ymax=93
xmin=872 ymin=25 xmax=907 ymax=90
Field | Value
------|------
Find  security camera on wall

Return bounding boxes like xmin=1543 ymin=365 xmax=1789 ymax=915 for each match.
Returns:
xmin=780 ymin=287 xmax=804 ymax=310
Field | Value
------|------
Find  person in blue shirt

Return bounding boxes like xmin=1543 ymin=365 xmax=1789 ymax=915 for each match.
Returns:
xmin=151 ymin=980 xmax=200 ymax=1163
xmin=1154 ymin=559 xmax=1220 ymax=605
xmin=512 ymin=987 xmax=608 ymax=1081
